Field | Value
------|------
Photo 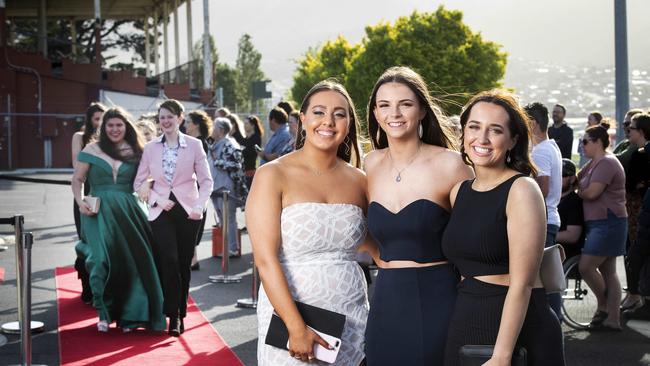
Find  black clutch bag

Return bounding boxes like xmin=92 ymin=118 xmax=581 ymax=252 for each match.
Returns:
xmin=264 ymin=300 xmax=346 ymax=350
xmin=459 ymin=345 xmax=527 ymax=366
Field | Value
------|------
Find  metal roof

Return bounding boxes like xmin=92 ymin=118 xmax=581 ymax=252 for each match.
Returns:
xmin=6 ymin=0 xmax=179 ymax=19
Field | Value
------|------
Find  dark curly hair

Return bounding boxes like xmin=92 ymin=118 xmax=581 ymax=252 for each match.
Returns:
xmin=296 ymin=79 xmax=362 ymax=168
xmin=367 ymin=66 xmax=457 ymax=151
xmin=98 ymin=107 xmax=144 ymax=163
xmin=459 ymin=89 xmax=537 ymax=177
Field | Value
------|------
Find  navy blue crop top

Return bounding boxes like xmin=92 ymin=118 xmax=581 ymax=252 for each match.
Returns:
xmin=441 ymin=174 xmax=525 ymax=277
xmin=368 ymin=199 xmax=449 ymax=263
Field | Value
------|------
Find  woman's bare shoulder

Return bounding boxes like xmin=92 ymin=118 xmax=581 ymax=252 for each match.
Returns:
xmin=81 ymin=142 xmax=100 ymax=154
xmin=363 ymin=148 xmax=386 ymax=172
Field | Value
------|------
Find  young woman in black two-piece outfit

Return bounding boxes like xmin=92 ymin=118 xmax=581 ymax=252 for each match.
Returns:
xmin=442 ymin=90 xmax=565 ymax=366
xmin=364 ymin=67 xmax=474 ymax=365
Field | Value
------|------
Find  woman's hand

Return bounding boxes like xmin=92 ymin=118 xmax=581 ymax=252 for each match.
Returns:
xmin=287 ymin=326 xmax=331 ymax=362
xmin=137 ymin=183 xmax=151 ymax=202
xmin=188 ymin=207 xmax=203 ymax=220
xmin=158 ymin=198 xmax=175 ymax=211
xmin=78 ymin=200 xmax=96 ymax=216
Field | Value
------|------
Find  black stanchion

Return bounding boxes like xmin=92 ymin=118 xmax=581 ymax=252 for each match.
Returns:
xmin=0 ymin=216 xmax=45 ymax=366
xmin=209 ymin=190 xmax=242 ymax=284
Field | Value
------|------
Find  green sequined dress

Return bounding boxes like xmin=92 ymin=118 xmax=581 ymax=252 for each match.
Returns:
xmin=75 ymin=151 xmax=165 ymax=331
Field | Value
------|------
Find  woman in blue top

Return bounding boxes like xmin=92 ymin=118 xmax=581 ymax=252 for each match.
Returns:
xmin=364 ymin=66 xmax=473 ymax=365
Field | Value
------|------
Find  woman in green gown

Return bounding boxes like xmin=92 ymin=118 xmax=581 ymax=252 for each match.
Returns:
xmin=71 ymin=107 xmax=165 ymax=332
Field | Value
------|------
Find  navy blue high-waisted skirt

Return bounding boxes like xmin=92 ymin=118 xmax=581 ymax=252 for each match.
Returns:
xmin=365 ymin=263 xmax=458 ymax=365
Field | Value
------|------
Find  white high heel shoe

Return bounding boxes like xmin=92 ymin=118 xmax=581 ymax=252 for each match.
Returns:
xmin=97 ymin=320 xmax=109 ymax=332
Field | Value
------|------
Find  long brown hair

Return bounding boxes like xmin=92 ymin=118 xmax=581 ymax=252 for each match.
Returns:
xmin=82 ymin=102 xmax=107 ymax=147
xmin=459 ymin=89 xmax=537 ymax=177
xmin=367 ymin=66 xmax=457 ymax=150
xmin=188 ymin=110 xmax=213 ymax=140
xmin=246 ymin=115 xmax=265 ymax=138
xmin=98 ymin=107 xmax=144 ymax=163
xmin=296 ymin=79 xmax=362 ymax=168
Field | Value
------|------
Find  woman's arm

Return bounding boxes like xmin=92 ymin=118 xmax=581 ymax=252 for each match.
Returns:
xmin=358 ymin=234 xmax=384 ymax=267
xmin=488 ymin=177 xmax=546 ymax=366
xmin=191 ymin=143 xmax=213 ymax=219
xmin=71 ymin=133 xmax=83 ymax=170
xmin=556 ymin=225 xmax=583 ymax=245
xmin=246 ymin=164 xmax=328 ymax=361
xmin=134 ymin=145 xmax=152 ymax=196
xmin=578 ymin=182 xmax=606 ymax=201
xmin=71 ymin=160 xmax=94 ymax=216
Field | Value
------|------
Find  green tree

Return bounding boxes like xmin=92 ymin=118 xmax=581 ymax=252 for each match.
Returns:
xmin=215 ymin=63 xmax=240 ymax=109
xmin=292 ymin=6 xmax=507 ymax=123
xmin=235 ymin=34 xmax=265 ymax=111
xmin=291 ymin=36 xmax=361 ymax=106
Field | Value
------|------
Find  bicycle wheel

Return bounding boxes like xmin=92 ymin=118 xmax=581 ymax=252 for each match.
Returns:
xmin=561 ymin=255 xmax=598 ymax=330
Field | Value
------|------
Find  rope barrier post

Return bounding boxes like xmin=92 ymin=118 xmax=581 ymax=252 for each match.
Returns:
xmin=209 ymin=190 xmax=241 ymax=284
xmin=0 ymin=216 xmax=44 ymax=366
xmin=20 ymin=232 xmax=33 ymax=366
xmin=236 ymin=258 xmax=258 ymax=309
xmin=1 ymin=215 xmax=23 ymax=335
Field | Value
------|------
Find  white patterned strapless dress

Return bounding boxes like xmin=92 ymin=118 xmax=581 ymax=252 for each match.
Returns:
xmin=257 ymin=202 xmax=369 ymax=366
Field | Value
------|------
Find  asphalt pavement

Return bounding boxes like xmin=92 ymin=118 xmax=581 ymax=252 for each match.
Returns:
xmin=0 ymin=173 xmax=649 ymax=365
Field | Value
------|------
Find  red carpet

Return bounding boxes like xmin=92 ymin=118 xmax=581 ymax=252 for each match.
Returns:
xmin=55 ymin=267 xmax=243 ymax=366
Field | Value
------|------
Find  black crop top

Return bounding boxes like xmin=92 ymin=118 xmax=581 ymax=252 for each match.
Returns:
xmin=368 ymin=199 xmax=449 ymax=263
xmin=441 ymin=174 xmax=525 ymax=277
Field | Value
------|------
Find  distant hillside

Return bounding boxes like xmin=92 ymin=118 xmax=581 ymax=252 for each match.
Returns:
xmin=504 ymin=57 xmax=650 ymax=119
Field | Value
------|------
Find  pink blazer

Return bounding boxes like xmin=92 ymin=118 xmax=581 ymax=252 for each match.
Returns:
xmin=134 ymin=133 xmax=213 ymax=221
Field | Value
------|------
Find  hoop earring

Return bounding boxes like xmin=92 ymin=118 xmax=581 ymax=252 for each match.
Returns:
xmin=343 ymin=135 xmax=351 ymax=155
xmin=418 ymin=121 xmax=423 ymax=139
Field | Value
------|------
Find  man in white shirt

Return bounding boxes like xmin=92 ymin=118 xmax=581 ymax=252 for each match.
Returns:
xmin=526 ymin=102 xmax=564 ymax=320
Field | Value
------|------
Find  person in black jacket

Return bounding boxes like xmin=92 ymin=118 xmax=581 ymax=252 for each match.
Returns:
xmin=622 ymin=113 xmax=650 ymax=312
xmin=242 ymin=115 xmax=264 ymax=189
xmin=548 ymin=104 xmax=574 ymax=159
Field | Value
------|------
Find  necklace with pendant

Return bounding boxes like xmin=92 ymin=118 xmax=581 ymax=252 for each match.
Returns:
xmin=387 ymin=144 xmax=421 ymax=183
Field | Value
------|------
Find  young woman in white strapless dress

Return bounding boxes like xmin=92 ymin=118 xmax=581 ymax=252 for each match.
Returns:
xmin=246 ymin=80 xmax=379 ymax=365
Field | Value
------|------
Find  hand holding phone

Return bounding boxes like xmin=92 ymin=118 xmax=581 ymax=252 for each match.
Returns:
xmin=287 ymin=326 xmax=341 ymax=364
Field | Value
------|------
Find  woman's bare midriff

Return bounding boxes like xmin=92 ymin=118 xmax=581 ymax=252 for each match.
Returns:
xmin=380 ymin=260 xmax=449 ymax=269
xmin=464 ymin=274 xmax=545 ymax=288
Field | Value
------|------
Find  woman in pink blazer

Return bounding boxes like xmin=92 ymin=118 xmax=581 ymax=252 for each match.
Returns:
xmin=134 ymin=99 xmax=213 ymax=337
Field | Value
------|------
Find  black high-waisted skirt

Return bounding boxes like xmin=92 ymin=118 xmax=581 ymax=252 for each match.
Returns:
xmin=366 ymin=263 xmax=458 ymax=365
xmin=444 ymin=278 xmax=565 ymax=366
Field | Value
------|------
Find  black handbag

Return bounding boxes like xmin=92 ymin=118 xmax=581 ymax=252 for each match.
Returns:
xmin=459 ymin=345 xmax=527 ymax=366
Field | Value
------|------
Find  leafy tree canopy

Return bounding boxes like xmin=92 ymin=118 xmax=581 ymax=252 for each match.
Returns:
xmin=292 ymin=6 xmax=507 ymax=124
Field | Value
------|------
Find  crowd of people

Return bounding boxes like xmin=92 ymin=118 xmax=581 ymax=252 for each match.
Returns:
xmin=68 ymin=65 xmax=650 ymax=365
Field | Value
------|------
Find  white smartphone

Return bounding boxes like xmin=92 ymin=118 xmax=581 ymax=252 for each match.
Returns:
xmin=287 ymin=326 xmax=342 ymax=364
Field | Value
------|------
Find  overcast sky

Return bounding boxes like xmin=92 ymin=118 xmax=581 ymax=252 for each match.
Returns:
xmin=112 ymin=0 xmax=650 ymax=96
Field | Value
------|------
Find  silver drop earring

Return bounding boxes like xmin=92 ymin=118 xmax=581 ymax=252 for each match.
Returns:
xmin=418 ymin=121 xmax=423 ymax=138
